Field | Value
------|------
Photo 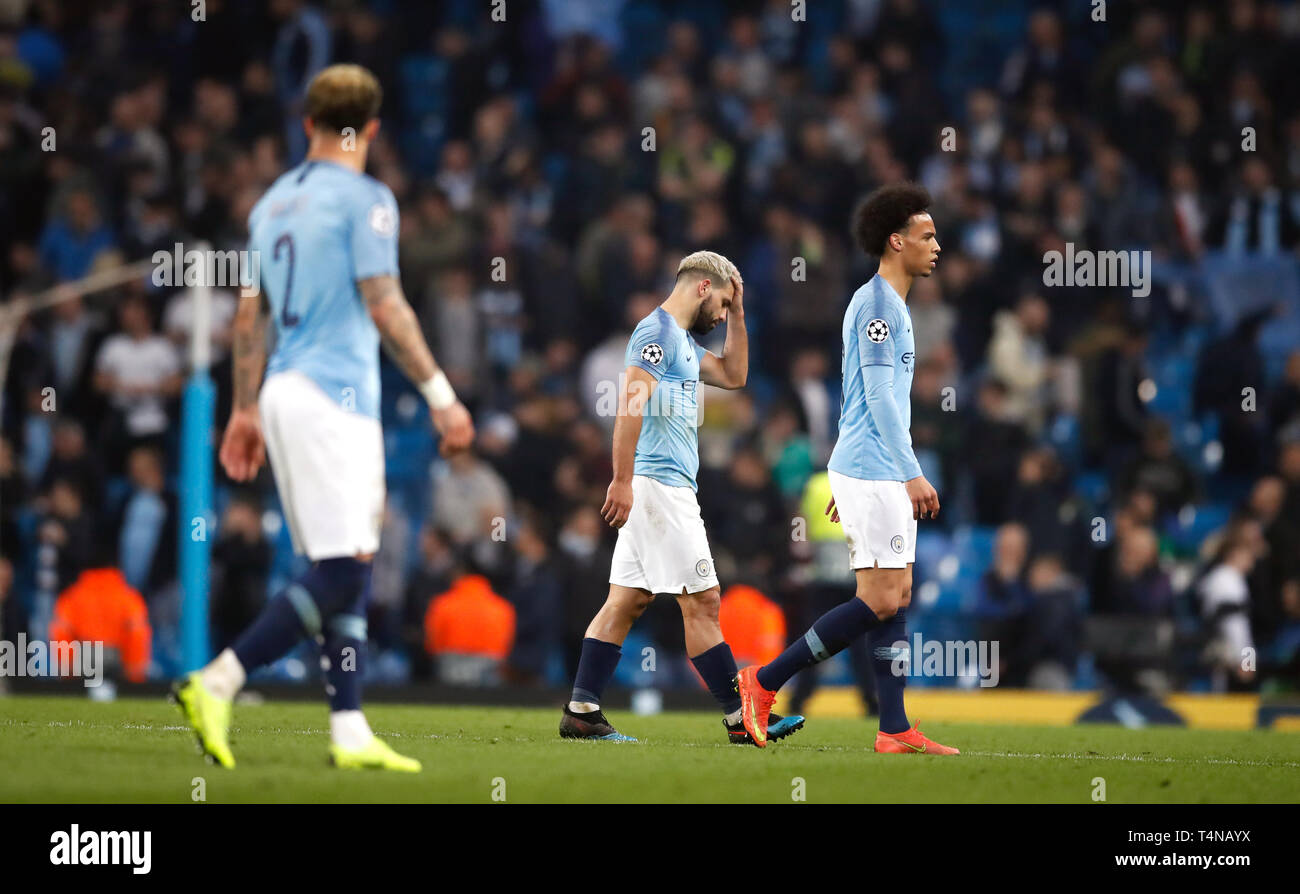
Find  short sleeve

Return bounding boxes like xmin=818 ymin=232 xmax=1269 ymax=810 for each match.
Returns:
xmin=625 ymin=315 xmax=676 ymax=381
xmin=692 ymin=340 xmax=707 ymax=366
xmin=351 ymin=183 xmax=400 ymax=282
xmin=855 ymin=299 xmax=898 ymax=369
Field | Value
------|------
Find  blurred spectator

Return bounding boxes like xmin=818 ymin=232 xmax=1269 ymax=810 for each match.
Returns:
xmin=0 ymin=435 xmax=26 ymax=557
xmin=718 ymin=583 xmax=785 ymax=669
xmin=1198 ymin=530 xmax=1259 ymax=692
xmin=1194 ymin=308 xmax=1270 ymax=478
xmin=1116 ymin=419 xmax=1200 ymax=520
xmin=112 ymin=445 xmax=177 ymax=596
xmin=1269 ymin=350 xmax=1300 ymax=439
xmin=424 ymin=569 xmax=516 ymax=686
xmin=788 ymin=347 xmax=835 ymax=466
xmin=37 ymin=186 xmax=116 ymax=282
xmin=1078 ymin=316 xmax=1148 ymax=469
xmin=758 ymin=399 xmax=812 ymax=500
xmin=50 ymin=553 xmax=152 ymax=683
xmin=431 ymin=449 xmax=511 ymax=547
xmin=92 ymin=293 xmax=182 ymax=471
xmin=36 ymin=477 xmax=95 ymax=594
xmin=1019 ymin=554 xmax=1084 ymax=690
xmin=987 ymin=292 xmax=1051 ymax=434
xmin=1006 ymin=447 xmax=1080 ymax=564
xmin=1104 ymin=525 xmax=1174 ymax=617
xmin=555 ymin=504 xmax=614 ymax=678
xmin=976 ymin=523 xmax=1032 ymax=686
xmin=701 ymin=444 xmax=788 ymax=585
xmin=38 ymin=418 xmax=103 ymax=514
xmin=966 ymin=380 xmax=1031 ymax=525
xmin=210 ymin=493 xmax=271 ymax=654
xmin=402 ymin=526 xmax=456 ymax=681
xmin=505 ymin=513 xmax=563 ymax=685
xmin=1211 ymin=158 xmax=1299 ymax=256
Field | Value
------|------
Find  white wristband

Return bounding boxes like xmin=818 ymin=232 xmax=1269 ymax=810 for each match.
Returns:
xmin=419 ymin=371 xmax=457 ymax=411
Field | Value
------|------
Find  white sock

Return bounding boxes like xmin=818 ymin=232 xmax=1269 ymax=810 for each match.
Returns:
xmin=201 ymin=649 xmax=246 ymax=702
xmin=724 ymin=708 xmax=743 ymax=726
xmin=330 ymin=710 xmax=375 ymax=750
xmin=568 ymin=701 xmax=600 ymax=714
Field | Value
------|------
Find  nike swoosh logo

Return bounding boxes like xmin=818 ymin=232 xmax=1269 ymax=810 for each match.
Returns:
xmin=898 ymin=739 xmax=926 ymax=753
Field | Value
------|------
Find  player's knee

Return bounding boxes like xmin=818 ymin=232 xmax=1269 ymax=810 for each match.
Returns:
xmin=679 ymin=587 xmax=721 ymax=622
xmin=608 ymin=589 xmax=653 ymax=619
xmin=856 ymin=589 xmax=902 ymax=621
xmin=298 ymin=557 xmax=372 ymax=627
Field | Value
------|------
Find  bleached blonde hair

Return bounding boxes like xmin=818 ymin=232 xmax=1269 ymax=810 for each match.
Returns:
xmin=676 ymin=250 xmax=740 ymax=286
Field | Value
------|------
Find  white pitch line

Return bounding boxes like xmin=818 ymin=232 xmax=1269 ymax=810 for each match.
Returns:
xmin=962 ymin=749 xmax=1300 ymax=769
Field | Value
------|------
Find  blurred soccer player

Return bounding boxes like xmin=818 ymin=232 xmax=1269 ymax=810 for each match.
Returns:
xmin=560 ymin=251 xmax=804 ymax=745
xmin=173 ymin=64 xmax=474 ymax=771
xmin=736 ymin=183 xmax=959 ymax=753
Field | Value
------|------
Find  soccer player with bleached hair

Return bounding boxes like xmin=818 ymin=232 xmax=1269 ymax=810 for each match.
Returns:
xmin=736 ymin=183 xmax=959 ymax=754
xmin=173 ymin=64 xmax=474 ymax=771
xmin=559 ymin=251 xmax=804 ymax=745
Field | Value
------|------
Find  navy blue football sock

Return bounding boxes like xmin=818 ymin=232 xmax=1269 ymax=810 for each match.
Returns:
xmin=868 ymin=606 xmax=910 ymax=734
xmin=302 ymin=557 xmax=372 ymax=617
xmin=690 ymin=641 xmax=742 ymax=715
xmin=233 ymin=557 xmax=371 ymax=673
xmin=232 ymin=590 xmax=305 ymax=672
xmin=757 ymin=597 xmax=882 ymax=692
xmin=322 ymin=617 xmax=366 ymax=712
xmin=570 ymin=637 xmax=622 ymax=708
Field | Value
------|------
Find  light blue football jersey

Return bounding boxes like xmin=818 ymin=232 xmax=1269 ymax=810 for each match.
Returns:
xmin=827 ymin=274 xmax=924 ymax=482
xmin=625 ymin=307 xmax=708 ymax=491
xmin=250 ymin=159 xmax=400 ymax=420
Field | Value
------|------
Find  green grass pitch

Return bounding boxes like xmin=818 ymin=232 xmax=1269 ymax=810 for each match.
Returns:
xmin=1 ymin=695 xmax=1297 ymax=803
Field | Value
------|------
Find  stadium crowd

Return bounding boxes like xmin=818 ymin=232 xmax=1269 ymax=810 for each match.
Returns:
xmin=2 ymin=0 xmax=1300 ymax=699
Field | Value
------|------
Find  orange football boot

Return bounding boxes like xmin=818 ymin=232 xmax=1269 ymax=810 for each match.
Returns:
xmin=874 ymin=722 xmax=960 ymax=755
xmin=736 ymin=666 xmax=777 ymax=748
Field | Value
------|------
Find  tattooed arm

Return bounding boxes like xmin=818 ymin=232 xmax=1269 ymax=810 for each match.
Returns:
xmin=359 ymin=274 xmax=474 ymax=453
xmin=219 ymin=291 xmax=270 ymax=481
xmin=358 ymin=274 xmax=439 ymax=384
xmin=232 ymin=291 xmax=271 ymax=411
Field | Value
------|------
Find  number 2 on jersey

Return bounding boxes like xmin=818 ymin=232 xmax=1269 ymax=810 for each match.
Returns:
xmin=274 ymin=232 xmax=298 ymax=327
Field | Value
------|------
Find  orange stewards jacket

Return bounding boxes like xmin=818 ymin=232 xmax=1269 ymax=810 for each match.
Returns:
xmin=49 ymin=567 xmax=152 ymax=682
xmin=424 ymin=574 xmax=516 ymax=660
xmin=719 ymin=584 xmax=787 ymax=667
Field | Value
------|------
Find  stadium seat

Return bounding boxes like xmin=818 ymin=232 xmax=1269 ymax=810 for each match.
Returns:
xmin=1165 ymin=501 xmax=1233 ymax=554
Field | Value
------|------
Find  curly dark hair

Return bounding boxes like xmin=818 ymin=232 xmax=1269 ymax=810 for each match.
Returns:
xmin=851 ymin=182 xmax=932 ymax=256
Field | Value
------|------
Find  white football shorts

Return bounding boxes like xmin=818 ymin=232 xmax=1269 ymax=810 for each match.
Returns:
xmin=609 ymin=475 xmax=720 ymax=595
xmin=827 ymin=470 xmax=916 ymax=570
xmin=259 ymin=370 xmax=385 ymax=560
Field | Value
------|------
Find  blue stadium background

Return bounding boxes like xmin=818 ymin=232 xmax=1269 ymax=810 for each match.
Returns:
xmin=2 ymin=0 xmax=1299 ymax=702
